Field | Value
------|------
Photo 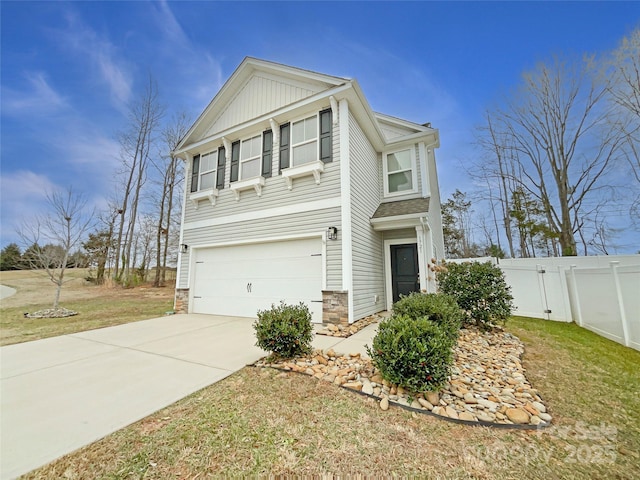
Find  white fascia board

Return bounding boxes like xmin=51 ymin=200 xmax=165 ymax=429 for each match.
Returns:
xmin=385 ymin=130 xmax=440 ymax=150
xmin=370 ymin=213 xmax=425 ymax=231
xmin=175 ymin=83 xmax=354 ymax=157
xmin=374 ymin=112 xmax=433 ymax=132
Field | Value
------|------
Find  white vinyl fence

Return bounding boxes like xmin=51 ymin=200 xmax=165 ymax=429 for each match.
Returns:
xmin=446 ymin=255 xmax=640 ymax=351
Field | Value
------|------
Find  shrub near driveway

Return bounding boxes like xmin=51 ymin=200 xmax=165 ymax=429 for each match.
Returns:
xmin=254 ymin=302 xmax=313 ymax=359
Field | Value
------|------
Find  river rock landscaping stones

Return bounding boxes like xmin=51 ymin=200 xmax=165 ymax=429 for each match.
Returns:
xmin=24 ymin=308 xmax=78 ymax=319
xmin=255 ymin=327 xmax=551 ymax=427
xmin=315 ymin=313 xmax=385 ymax=337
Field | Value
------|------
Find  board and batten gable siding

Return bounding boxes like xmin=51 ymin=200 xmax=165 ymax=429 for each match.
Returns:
xmin=178 ymin=207 xmax=342 ymax=289
xmin=203 ymin=74 xmax=324 ymax=138
xmin=379 ymin=143 xmax=424 ymax=200
xmin=348 ymin=111 xmax=385 ymax=320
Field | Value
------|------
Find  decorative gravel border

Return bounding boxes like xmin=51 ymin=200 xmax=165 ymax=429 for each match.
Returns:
xmin=255 ymin=327 xmax=552 ymax=430
xmin=315 ymin=312 xmax=385 ymax=338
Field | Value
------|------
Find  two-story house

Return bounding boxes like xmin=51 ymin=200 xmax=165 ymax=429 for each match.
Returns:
xmin=173 ymin=58 xmax=445 ymax=324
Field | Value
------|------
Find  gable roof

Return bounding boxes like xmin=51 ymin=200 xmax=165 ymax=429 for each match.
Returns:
xmin=177 ymin=58 xmax=349 ymax=150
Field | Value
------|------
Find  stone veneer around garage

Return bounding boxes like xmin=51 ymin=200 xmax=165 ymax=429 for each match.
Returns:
xmin=322 ymin=290 xmax=349 ymax=325
xmin=174 ymin=288 xmax=189 ymax=314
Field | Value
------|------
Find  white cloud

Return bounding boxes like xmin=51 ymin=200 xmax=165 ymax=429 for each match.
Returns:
xmin=2 ymin=72 xmax=68 ymax=116
xmin=51 ymin=9 xmax=133 ymax=110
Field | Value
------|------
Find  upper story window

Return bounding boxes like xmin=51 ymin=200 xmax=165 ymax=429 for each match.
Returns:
xmin=279 ymin=109 xmax=332 ymax=172
xmin=240 ymin=135 xmax=262 ymax=179
xmin=230 ymin=130 xmax=273 ymax=183
xmin=190 ymin=147 xmax=226 ymax=193
xmin=383 ymin=147 xmax=417 ymax=197
xmin=291 ymin=115 xmax=318 ymax=166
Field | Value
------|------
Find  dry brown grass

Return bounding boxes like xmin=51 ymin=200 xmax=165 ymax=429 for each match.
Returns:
xmin=0 ymin=269 xmax=174 ymax=346
xmin=22 ymin=317 xmax=640 ymax=479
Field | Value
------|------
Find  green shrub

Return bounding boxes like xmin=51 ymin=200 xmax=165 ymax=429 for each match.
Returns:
xmin=392 ymin=292 xmax=463 ymax=338
xmin=366 ymin=314 xmax=456 ymax=392
xmin=436 ymin=261 xmax=514 ymax=331
xmin=254 ymin=301 xmax=313 ymax=359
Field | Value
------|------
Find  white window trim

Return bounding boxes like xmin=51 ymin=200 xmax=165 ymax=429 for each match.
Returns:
xmin=196 ymin=150 xmax=218 ymax=192
xmin=281 ymin=160 xmax=324 ymax=190
xmin=189 ymin=188 xmax=219 ymax=209
xmin=290 ymin=113 xmax=320 ymax=168
xmin=230 ymin=176 xmax=265 ymax=201
xmin=382 ymin=147 xmax=418 ymax=198
xmin=239 ymin=134 xmax=263 ymax=181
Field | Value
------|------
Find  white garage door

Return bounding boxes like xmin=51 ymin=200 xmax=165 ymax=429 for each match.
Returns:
xmin=191 ymin=237 xmax=323 ymax=322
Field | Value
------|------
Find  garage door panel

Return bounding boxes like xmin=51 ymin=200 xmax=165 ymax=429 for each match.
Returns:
xmin=191 ymin=238 xmax=323 ymax=322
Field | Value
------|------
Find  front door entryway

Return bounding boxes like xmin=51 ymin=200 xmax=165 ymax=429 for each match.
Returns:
xmin=390 ymin=243 xmax=420 ymax=303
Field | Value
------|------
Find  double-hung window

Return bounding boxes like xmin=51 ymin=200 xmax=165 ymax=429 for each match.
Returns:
xmin=291 ymin=115 xmax=318 ymax=166
xmin=279 ymin=109 xmax=332 ymax=172
xmin=198 ymin=151 xmax=217 ymax=190
xmin=239 ymin=135 xmax=262 ymax=179
xmin=191 ymin=151 xmax=218 ymax=192
xmin=383 ymin=147 xmax=417 ymax=196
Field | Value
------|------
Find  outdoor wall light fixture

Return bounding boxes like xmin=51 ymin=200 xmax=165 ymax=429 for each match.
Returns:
xmin=327 ymin=227 xmax=338 ymax=241
xmin=180 ymin=244 xmax=189 ymax=253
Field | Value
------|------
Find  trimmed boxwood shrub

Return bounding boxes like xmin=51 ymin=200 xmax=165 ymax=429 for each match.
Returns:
xmin=436 ymin=261 xmax=514 ymax=331
xmin=254 ymin=301 xmax=313 ymax=359
xmin=366 ymin=314 xmax=456 ymax=393
xmin=392 ymin=292 xmax=463 ymax=338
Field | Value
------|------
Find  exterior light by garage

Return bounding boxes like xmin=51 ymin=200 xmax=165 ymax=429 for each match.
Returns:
xmin=180 ymin=244 xmax=188 ymax=253
xmin=327 ymin=227 xmax=338 ymax=240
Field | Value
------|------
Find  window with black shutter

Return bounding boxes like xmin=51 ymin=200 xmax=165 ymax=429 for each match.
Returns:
xmin=230 ymin=141 xmax=240 ymax=182
xmin=216 ymin=146 xmax=226 ymax=189
xmin=279 ymin=123 xmax=290 ymax=172
xmin=262 ymin=130 xmax=273 ymax=178
xmin=319 ymin=109 xmax=332 ymax=163
xmin=190 ymin=154 xmax=200 ymax=193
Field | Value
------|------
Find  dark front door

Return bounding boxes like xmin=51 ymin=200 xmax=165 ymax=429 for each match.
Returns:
xmin=391 ymin=243 xmax=420 ymax=303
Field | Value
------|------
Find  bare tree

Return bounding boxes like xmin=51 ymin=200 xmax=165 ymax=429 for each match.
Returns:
xmin=113 ymin=77 xmax=164 ymax=285
xmin=151 ymin=112 xmax=189 ymax=287
xmin=484 ymin=56 xmax=626 ymax=256
xmin=607 ymin=28 xmax=640 ymax=225
xmin=17 ymin=187 xmax=94 ymax=308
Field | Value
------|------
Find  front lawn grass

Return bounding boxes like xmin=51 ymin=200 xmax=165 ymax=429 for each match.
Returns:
xmin=22 ymin=316 xmax=640 ymax=479
xmin=1 ymin=290 xmax=173 ymax=346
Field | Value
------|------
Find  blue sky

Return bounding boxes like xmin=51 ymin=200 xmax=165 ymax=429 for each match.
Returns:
xmin=1 ymin=1 xmax=639 ymax=252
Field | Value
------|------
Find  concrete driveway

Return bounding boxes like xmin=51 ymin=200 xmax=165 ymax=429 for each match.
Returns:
xmin=0 ymin=314 xmax=266 ymax=480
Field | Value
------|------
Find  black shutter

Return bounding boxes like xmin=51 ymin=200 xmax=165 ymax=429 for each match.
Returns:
xmin=190 ymin=154 xmax=200 ymax=193
xmin=279 ymin=123 xmax=290 ymax=171
xmin=230 ymin=141 xmax=240 ymax=182
xmin=262 ymin=130 xmax=273 ymax=178
xmin=320 ymin=109 xmax=332 ymax=163
xmin=216 ymin=147 xmax=226 ymax=189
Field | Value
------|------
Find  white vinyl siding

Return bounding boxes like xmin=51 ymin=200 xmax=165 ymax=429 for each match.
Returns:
xmin=203 ymin=74 xmax=324 ymax=137
xmin=179 ymin=119 xmax=341 ymax=290
xmin=179 ymin=206 xmax=342 ymax=290
xmin=349 ymin=112 xmax=385 ymax=320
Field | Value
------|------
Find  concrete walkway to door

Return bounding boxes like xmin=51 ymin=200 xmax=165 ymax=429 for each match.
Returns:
xmin=0 ymin=314 xmax=266 ymax=480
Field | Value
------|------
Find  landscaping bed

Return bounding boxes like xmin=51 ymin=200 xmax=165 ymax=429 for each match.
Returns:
xmin=256 ymin=326 xmax=550 ymax=427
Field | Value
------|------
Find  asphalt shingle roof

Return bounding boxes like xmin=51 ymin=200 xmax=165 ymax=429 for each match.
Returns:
xmin=371 ymin=198 xmax=430 ymax=219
